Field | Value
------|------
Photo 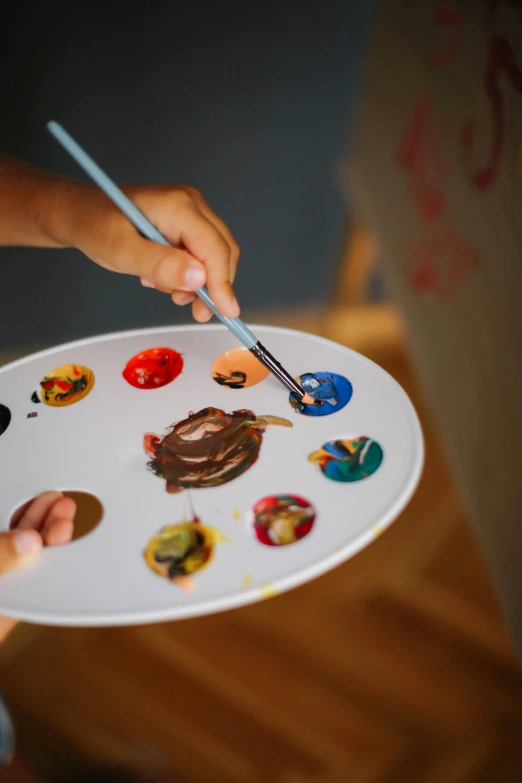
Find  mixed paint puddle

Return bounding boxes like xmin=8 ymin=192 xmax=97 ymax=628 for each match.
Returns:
xmin=144 ymin=517 xmax=224 ymax=590
xmin=12 ymin=344 xmax=386 ymax=591
xmin=145 ymin=407 xmax=292 ymax=493
xmin=309 ymin=437 xmax=384 ymax=483
xmin=252 ymin=494 xmax=315 ymax=547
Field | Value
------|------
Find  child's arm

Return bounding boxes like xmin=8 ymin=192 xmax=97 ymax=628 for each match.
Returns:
xmin=0 ymin=154 xmax=240 ymax=322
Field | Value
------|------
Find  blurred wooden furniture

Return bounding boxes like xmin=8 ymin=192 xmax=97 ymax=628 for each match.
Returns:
xmin=1 ymin=757 xmax=41 ymax=783
xmin=335 ymin=219 xmax=378 ymax=305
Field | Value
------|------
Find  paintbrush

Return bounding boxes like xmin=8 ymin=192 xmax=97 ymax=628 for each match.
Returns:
xmin=47 ymin=121 xmax=316 ymax=406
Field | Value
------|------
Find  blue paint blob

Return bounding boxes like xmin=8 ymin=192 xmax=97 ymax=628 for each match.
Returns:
xmin=289 ymin=371 xmax=353 ymax=417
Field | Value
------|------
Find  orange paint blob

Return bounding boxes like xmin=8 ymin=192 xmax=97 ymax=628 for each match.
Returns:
xmin=211 ymin=348 xmax=269 ymax=389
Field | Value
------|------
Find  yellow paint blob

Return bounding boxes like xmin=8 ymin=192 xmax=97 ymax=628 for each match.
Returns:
xmin=211 ymin=348 xmax=270 ymax=389
xmin=36 ymin=364 xmax=94 ymax=407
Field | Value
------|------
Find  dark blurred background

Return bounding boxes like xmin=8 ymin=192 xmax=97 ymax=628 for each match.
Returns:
xmin=0 ymin=1 xmax=375 ymax=353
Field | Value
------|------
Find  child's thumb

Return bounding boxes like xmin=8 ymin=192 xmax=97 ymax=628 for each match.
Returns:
xmin=0 ymin=529 xmax=42 ymax=574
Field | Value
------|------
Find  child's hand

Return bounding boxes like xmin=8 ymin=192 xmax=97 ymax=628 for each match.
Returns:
xmin=0 ymin=491 xmax=76 ymax=642
xmin=55 ymin=182 xmax=241 ymax=323
xmin=0 ymin=155 xmax=240 ymax=322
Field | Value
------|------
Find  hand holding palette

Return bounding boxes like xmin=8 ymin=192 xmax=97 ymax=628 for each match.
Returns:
xmin=0 ymin=325 xmax=423 ymax=626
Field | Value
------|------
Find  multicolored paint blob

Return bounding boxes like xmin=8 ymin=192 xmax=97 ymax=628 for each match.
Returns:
xmin=308 ymin=437 xmax=383 ymax=483
xmin=289 ymin=372 xmax=352 ymax=416
xmin=252 ymin=494 xmax=315 ymax=547
xmin=144 ymin=517 xmax=224 ymax=590
xmin=31 ymin=364 xmax=94 ymax=407
xmin=0 ymin=404 xmax=11 ymax=436
xmin=145 ymin=407 xmax=292 ymax=494
xmin=211 ymin=347 xmax=269 ymax=389
xmin=123 ymin=347 xmax=183 ymax=389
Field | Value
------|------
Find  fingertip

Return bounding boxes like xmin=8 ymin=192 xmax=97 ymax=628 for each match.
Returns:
xmin=208 ymin=284 xmax=240 ymax=319
xmin=12 ymin=491 xmax=64 ymax=531
xmin=61 ymin=497 xmax=77 ymax=523
xmin=184 ymin=260 xmax=207 ymax=291
xmin=44 ymin=518 xmax=74 ymax=547
xmin=194 ymin=310 xmax=214 ymax=323
xmin=9 ymin=529 xmax=43 ymax=569
xmin=192 ymin=298 xmax=214 ymax=323
xmin=172 ymin=291 xmax=197 ymax=307
xmin=228 ymin=294 xmax=240 ymax=318
xmin=42 ymin=496 xmax=77 ymax=546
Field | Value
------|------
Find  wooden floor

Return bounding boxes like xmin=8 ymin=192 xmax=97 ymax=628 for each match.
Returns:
xmin=1 ymin=307 xmax=521 ymax=783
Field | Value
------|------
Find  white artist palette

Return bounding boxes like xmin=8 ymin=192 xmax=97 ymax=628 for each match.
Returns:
xmin=0 ymin=325 xmax=423 ymax=626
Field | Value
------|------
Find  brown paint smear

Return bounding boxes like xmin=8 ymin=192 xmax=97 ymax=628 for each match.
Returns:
xmin=145 ymin=407 xmax=292 ymax=493
xmin=211 ymin=348 xmax=269 ymax=389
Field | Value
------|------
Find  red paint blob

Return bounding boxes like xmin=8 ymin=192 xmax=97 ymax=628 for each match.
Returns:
xmin=123 ymin=347 xmax=183 ymax=390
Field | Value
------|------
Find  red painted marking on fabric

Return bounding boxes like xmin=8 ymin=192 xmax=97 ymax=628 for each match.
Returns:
xmin=406 ymin=233 xmax=481 ymax=301
xmin=396 ymin=99 xmax=449 ymax=223
xmin=426 ymin=1 xmax=462 ymax=68
xmin=462 ymin=36 xmax=522 ymax=191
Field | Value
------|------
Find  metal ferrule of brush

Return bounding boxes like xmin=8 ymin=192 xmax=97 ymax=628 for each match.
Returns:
xmin=249 ymin=342 xmax=305 ymax=400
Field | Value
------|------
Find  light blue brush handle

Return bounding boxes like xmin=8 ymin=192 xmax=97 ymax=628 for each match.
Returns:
xmin=47 ymin=121 xmax=257 ymax=349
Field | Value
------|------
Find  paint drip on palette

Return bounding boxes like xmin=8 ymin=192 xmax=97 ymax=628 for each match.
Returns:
xmin=144 ymin=516 xmax=224 ymax=590
xmin=31 ymin=364 xmax=94 ymax=407
xmin=144 ymin=407 xmax=292 ymax=493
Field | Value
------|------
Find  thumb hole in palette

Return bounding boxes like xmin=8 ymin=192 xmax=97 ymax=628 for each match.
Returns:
xmin=9 ymin=491 xmax=104 ymax=546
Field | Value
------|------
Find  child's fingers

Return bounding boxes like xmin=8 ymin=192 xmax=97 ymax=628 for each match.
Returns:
xmin=171 ymin=291 xmax=196 ymax=307
xmin=151 ymin=248 xmax=207 ymax=293
xmin=0 ymin=529 xmax=42 ymax=574
xmin=41 ymin=496 xmax=76 ymax=546
xmin=181 ymin=187 xmax=241 ymax=283
xmin=175 ymin=206 xmax=240 ymax=318
xmin=125 ymin=238 xmax=207 ymax=294
xmin=9 ymin=498 xmax=34 ymax=528
xmin=171 ymin=290 xmax=212 ymax=321
xmin=192 ymin=297 xmax=214 ymax=323
xmin=11 ymin=491 xmax=63 ymax=531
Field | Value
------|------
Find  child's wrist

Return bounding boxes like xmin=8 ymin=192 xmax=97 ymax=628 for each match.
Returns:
xmin=42 ymin=178 xmax=93 ymax=249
